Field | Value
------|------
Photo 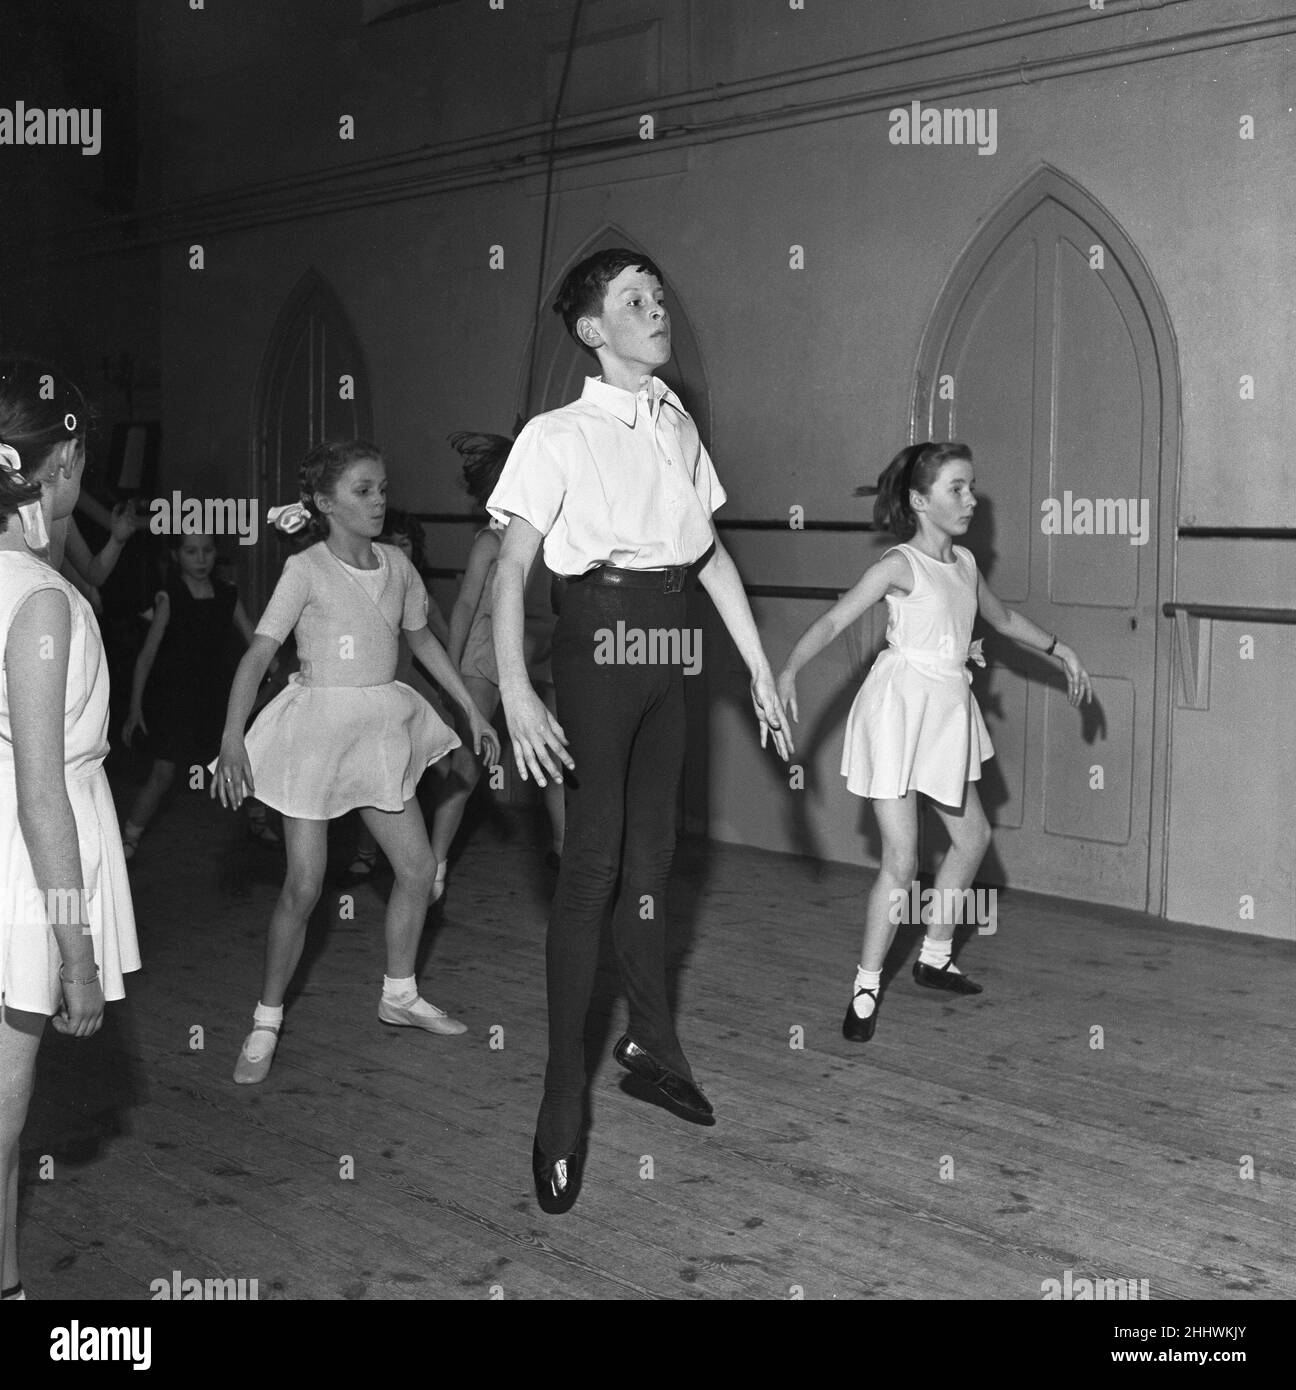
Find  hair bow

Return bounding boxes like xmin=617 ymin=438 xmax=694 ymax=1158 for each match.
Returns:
xmin=268 ymin=501 xmax=310 ymax=534
xmin=0 ymin=441 xmax=51 ymax=551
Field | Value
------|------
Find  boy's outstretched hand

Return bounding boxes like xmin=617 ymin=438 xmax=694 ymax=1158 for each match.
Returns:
xmin=502 ymin=684 xmax=575 ymax=789
xmin=751 ymin=670 xmax=794 ymax=760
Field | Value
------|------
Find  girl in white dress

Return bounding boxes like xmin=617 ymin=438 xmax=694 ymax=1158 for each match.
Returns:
xmin=0 ymin=359 xmax=141 ymax=1300
xmin=777 ymin=442 xmax=1092 ymax=1041
xmin=212 ymin=441 xmax=499 ymax=1084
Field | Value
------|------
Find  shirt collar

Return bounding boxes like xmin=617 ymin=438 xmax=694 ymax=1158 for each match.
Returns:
xmin=580 ymin=375 xmax=682 ymax=427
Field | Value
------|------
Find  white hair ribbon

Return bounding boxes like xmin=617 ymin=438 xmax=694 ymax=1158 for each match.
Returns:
xmin=0 ymin=441 xmax=51 ymax=552
xmin=268 ymin=501 xmax=310 ymax=535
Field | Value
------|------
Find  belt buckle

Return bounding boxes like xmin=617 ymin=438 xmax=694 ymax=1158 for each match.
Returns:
xmin=664 ymin=566 xmax=685 ymax=593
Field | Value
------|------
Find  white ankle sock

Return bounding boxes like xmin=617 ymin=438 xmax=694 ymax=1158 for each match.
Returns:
xmin=243 ymin=1003 xmax=283 ymax=1062
xmin=383 ymin=974 xmax=418 ymax=1006
xmin=852 ymin=965 xmax=881 ymax=1018
xmin=919 ymin=936 xmax=960 ymax=972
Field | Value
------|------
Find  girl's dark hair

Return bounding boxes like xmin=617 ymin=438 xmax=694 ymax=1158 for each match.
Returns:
xmin=871 ymin=441 xmax=972 ymax=540
xmin=381 ymin=507 xmax=427 ymax=572
xmin=0 ymin=357 xmax=89 ymax=525
xmin=165 ymin=530 xmax=218 ymax=571
xmin=298 ymin=439 xmax=382 ymax=541
xmin=450 ymin=431 xmax=513 ymax=510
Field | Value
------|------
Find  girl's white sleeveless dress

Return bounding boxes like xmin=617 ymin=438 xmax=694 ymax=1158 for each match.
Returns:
xmin=0 ymin=552 xmax=141 ymax=1014
xmin=841 ymin=543 xmax=993 ymax=806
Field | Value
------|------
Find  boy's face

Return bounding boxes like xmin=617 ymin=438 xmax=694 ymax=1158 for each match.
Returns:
xmin=579 ymin=267 xmax=671 ymax=381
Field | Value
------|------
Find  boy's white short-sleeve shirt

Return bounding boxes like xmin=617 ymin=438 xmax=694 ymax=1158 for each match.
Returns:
xmin=486 ymin=376 xmax=726 ymax=574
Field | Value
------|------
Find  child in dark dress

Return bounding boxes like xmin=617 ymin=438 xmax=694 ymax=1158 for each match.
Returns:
xmin=121 ymin=533 xmax=259 ymax=859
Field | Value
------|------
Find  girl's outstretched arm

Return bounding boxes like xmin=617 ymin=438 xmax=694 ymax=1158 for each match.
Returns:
xmin=233 ymin=599 xmax=278 ymax=675
xmin=977 ymin=573 xmax=1093 ymax=707
xmin=123 ymin=593 xmax=171 ymax=747
xmin=232 ymin=599 xmax=256 ymax=647
xmin=777 ymin=550 xmax=910 ymax=721
xmin=72 ymin=505 xmax=138 ymax=588
xmin=212 ymin=633 xmax=280 ymax=807
xmin=75 ymin=491 xmax=117 ymax=532
xmin=447 ymin=529 xmax=498 ymax=667
xmin=424 ymin=592 xmax=451 ymax=649
xmin=62 ymin=554 xmax=103 ymax=614
xmin=405 ymin=625 xmax=500 ymax=767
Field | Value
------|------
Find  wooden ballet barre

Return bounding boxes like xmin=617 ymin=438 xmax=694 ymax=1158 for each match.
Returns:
xmin=1161 ymin=602 xmax=1296 ymax=625
xmin=744 ymin=583 xmax=844 ymax=600
xmin=1164 ymin=601 xmax=1296 ymax=710
xmin=1178 ymin=525 xmax=1296 ymax=539
xmin=715 ymin=519 xmax=877 ymax=532
xmin=416 ymin=513 xmax=879 ymax=533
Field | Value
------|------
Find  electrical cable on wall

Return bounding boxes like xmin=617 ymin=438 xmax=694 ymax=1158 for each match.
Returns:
xmin=517 ymin=0 xmax=586 ymax=435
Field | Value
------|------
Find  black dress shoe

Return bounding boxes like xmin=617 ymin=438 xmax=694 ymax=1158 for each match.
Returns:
xmin=612 ymin=1035 xmax=714 ymax=1122
xmin=532 ymin=1137 xmax=585 ymax=1216
xmin=912 ymin=960 xmax=983 ymax=995
xmin=842 ymin=987 xmax=880 ymax=1042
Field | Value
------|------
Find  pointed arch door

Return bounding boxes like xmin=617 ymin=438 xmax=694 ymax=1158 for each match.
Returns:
xmin=914 ymin=168 xmax=1179 ymax=911
xmin=250 ymin=270 xmax=374 ymax=611
xmin=517 ymin=228 xmax=715 ymax=836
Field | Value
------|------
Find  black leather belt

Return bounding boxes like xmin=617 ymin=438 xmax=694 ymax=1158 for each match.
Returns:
xmin=568 ymin=563 xmax=690 ymax=593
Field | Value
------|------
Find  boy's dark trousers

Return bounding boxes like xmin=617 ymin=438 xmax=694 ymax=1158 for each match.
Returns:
xmin=536 ymin=578 xmax=691 ymax=1157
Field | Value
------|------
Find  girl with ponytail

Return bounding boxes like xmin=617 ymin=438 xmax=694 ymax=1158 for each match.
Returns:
xmin=777 ymin=442 xmax=1091 ymax=1042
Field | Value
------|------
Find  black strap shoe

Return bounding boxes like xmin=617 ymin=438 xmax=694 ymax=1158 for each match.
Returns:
xmin=532 ymin=1137 xmax=585 ymax=1216
xmin=912 ymin=960 xmax=983 ymax=995
xmin=842 ymin=987 xmax=880 ymax=1041
xmin=612 ymin=1035 xmax=714 ymax=1122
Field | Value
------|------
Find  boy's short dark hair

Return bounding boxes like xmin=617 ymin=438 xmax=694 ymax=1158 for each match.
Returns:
xmin=553 ymin=247 xmax=666 ymax=352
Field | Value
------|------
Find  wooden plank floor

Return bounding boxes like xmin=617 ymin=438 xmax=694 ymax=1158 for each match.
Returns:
xmin=16 ymin=771 xmax=1296 ymax=1300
